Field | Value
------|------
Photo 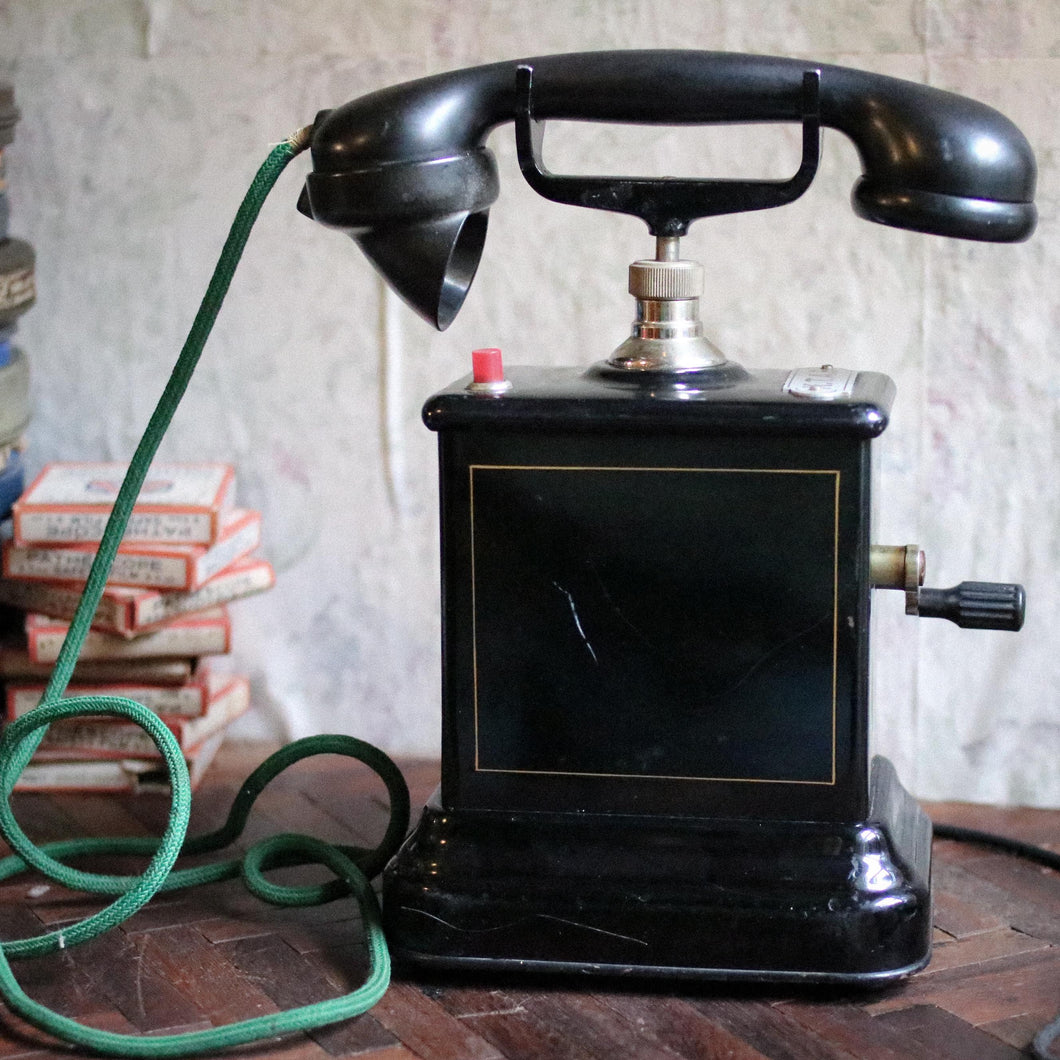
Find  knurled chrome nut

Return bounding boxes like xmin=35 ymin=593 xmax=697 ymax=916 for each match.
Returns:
xmin=629 ymin=259 xmax=704 ymax=301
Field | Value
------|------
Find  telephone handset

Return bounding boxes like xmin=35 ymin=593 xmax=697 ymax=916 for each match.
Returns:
xmin=297 ymin=50 xmax=1037 ymax=328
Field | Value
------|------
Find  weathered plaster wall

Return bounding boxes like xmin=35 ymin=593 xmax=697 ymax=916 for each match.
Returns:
xmin=1 ymin=0 xmax=1056 ymax=805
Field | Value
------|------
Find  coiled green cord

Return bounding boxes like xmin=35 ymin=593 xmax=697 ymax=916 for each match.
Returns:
xmin=0 ymin=129 xmax=411 ymax=1056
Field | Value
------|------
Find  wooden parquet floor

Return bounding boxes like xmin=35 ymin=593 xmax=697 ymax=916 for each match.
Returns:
xmin=0 ymin=741 xmax=1057 ymax=1059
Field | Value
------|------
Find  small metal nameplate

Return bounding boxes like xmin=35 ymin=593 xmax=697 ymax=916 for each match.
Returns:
xmin=783 ymin=365 xmax=857 ymax=400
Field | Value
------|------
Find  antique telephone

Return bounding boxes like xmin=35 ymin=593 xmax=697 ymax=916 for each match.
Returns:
xmin=0 ymin=49 xmax=1041 ymax=1060
xmin=298 ymin=52 xmax=1035 ymax=984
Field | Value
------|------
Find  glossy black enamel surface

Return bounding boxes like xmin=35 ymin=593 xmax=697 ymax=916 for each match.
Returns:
xmin=470 ymin=464 xmax=839 ymax=783
xmin=383 ymin=362 xmax=930 ymax=982
xmin=383 ymin=757 xmax=932 ymax=982
xmin=427 ymin=365 xmax=887 ymax=822
xmin=424 ymin=364 xmax=894 ymax=435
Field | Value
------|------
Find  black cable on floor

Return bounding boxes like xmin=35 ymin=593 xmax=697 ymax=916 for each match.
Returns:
xmin=934 ymin=821 xmax=1059 ymax=1060
xmin=933 ymin=822 xmax=1060 ymax=872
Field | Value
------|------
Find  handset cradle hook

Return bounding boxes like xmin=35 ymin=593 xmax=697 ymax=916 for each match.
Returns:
xmin=514 ymin=63 xmax=822 ymax=236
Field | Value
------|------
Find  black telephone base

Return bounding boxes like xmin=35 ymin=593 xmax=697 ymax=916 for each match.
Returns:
xmin=382 ymin=757 xmax=932 ymax=985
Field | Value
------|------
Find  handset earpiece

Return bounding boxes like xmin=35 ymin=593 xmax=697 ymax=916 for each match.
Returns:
xmin=297 ymin=101 xmax=498 ymax=329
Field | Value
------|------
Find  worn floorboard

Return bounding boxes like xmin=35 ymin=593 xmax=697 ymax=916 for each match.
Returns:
xmin=0 ymin=742 xmax=1056 ymax=1059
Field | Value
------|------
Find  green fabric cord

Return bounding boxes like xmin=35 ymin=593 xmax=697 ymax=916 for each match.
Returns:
xmin=0 ymin=130 xmax=411 ymax=1057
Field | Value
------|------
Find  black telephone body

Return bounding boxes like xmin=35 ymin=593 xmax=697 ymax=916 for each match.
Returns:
xmin=298 ymin=52 xmax=1035 ymax=984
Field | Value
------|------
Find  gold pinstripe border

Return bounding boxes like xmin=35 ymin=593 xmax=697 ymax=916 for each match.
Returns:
xmin=468 ymin=464 xmax=841 ymax=787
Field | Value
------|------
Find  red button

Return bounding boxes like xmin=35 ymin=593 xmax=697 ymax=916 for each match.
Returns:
xmin=472 ymin=347 xmax=505 ymax=385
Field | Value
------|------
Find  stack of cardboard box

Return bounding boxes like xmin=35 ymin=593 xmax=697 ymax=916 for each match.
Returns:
xmin=0 ymin=461 xmax=273 ymax=791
